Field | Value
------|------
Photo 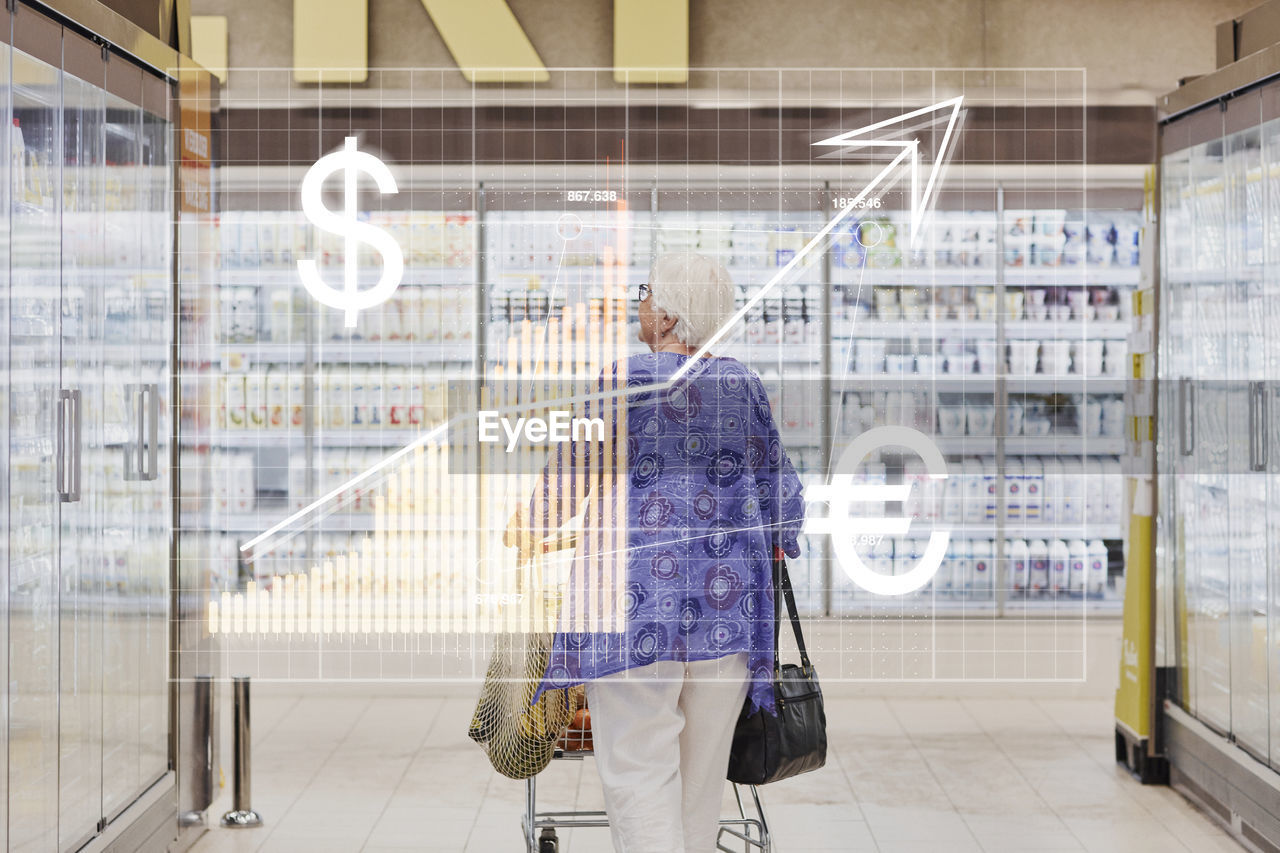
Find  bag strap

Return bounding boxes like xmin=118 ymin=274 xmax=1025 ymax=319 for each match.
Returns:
xmin=772 ymin=547 xmax=813 ymax=675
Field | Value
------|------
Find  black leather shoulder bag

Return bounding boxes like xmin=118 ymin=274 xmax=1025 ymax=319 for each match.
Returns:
xmin=727 ymin=550 xmax=827 ymax=784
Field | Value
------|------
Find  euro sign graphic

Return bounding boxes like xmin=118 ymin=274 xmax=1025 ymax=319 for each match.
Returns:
xmin=297 ymin=137 xmax=404 ymax=328
xmin=805 ymin=426 xmax=950 ymax=596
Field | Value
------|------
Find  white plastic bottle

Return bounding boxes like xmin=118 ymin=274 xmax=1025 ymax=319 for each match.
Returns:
xmin=1103 ymin=458 xmax=1125 ymax=524
xmin=982 ymin=456 xmax=999 ymax=521
xmin=964 ymin=458 xmax=986 ymax=524
xmin=1029 ymin=539 xmax=1050 ymax=594
xmin=1005 ymin=457 xmax=1024 ymax=522
xmin=1040 ymin=457 xmax=1062 ymax=525
xmin=1023 ymin=457 xmax=1044 ymax=521
xmin=1050 ymin=540 xmax=1070 ymax=593
xmin=1085 ymin=458 xmax=1105 ymax=524
xmin=943 ymin=459 xmax=965 ymax=524
xmin=1009 ymin=539 xmax=1030 ymax=594
xmin=1087 ymin=539 xmax=1109 ymax=597
xmin=971 ymin=539 xmax=993 ymax=599
xmin=1068 ymin=538 xmax=1088 ymax=593
xmin=955 ymin=538 xmax=974 ymax=597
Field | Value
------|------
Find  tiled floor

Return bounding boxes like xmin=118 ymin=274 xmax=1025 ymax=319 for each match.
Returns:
xmin=188 ymin=622 xmax=1244 ymax=853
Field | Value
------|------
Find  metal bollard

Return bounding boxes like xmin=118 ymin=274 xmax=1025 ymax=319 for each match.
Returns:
xmin=221 ymin=676 xmax=263 ymax=827
xmin=180 ymin=674 xmax=215 ymax=826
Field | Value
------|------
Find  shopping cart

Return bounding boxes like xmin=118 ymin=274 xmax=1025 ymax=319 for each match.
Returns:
xmin=523 ymin=701 xmax=772 ymax=852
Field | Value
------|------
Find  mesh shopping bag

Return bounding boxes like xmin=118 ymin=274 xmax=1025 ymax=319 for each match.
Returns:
xmin=468 ymin=630 xmax=583 ymax=779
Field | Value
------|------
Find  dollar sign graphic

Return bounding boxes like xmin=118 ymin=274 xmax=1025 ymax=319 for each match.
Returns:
xmin=297 ymin=137 xmax=404 ymax=328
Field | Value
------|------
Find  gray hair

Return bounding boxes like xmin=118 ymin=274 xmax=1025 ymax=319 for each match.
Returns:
xmin=646 ymin=252 xmax=736 ymax=349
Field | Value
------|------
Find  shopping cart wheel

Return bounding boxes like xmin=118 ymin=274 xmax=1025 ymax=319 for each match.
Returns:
xmin=537 ymin=827 xmax=559 ymax=853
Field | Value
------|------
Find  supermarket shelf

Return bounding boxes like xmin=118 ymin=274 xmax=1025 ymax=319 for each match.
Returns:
xmin=831 ymin=266 xmax=1142 ymax=287
xmin=217 ymin=340 xmax=475 ymax=364
xmin=209 ymin=429 xmax=431 ymax=448
xmin=830 ymin=374 xmax=1127 ymax=393
xmin=182 ymin=512 xmax=473 ymax=532
xmin=930 ymin=436 xmax=1125 ymax=455
xmin=866 ymin=522 xmax=1124 ymax=539
xmin=831 ymin=595 xmax=1123 ymax=616
xmin=220 ymin=267 xmax=476 ymax=285
xmin=835 ymin=320 xmax=1130 ymax=340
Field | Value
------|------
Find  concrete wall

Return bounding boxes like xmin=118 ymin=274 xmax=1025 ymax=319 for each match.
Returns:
xmin=197 ymin=0 xmax=1258 ymax=105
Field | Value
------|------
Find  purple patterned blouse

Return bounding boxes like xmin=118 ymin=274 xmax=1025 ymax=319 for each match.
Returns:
xmin=529 ymin=351 xmax=805 ymax=716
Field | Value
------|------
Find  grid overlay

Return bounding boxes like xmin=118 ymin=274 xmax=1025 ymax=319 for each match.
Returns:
xmin=175 ymin=67 xmax=1134 ymax=684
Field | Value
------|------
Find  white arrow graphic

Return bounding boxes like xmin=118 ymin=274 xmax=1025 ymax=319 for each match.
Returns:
xmin=241 ymin=98 xmax=966 ymax=556
xmin=812 ymin=96 xmax=964 ymax=246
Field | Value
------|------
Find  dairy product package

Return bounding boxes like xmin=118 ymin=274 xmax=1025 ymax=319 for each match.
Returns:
xmin=231 ymin=453 xmax=254 ymax=512
xmin=1040 ymin=457 xmax=1062 ymax=524
xmin=1023 ymin=457 xmax=1044 ymax=521
xmin=942 ymin=460 xmax=965 ymax=524
xmin=1067 ymin=538 xmax=1088 ymax=592
xmin=367 ymin=369 xmax=385 ymax=429
xmin=421 ymin=287 xmax=442 ymax=343
xmin=289 ymin=372 xmax=306 ymax=430
xmin=971 ymin=539 xmax=993 ymax=597
xmin=265 ymin=368 xmax=287 ymax=429
xmin=216 ymin=375 xmax=229 ymax=430
xmin=1085 ymin=458 xmax=1104 ymax=524
xmin=1064 ymin=458 xmax=1086 ymax=525
xmin=386 ymin=370 xmax=406 ymax=428
xmin=226 ymin=374 xmax=247 ymax=429
xmin=1008 ymin=539 xmax=1030 ymax=593
xmin=963 ymin=458 xmax=986 ymax=524
xmin=325 ymin=370 xmax=348 ymax=429
xmin=1103 ymin=458 xmax=1125 ymax=523
xmin=1087 ymin=539 xmax=1108 ymax=596
xmin=1050 ymin=539 xmax=1070 ymax=593
xmin=981 ymin=457 xmax=999 ymax=521
xmin=244 ymin=371 xmax=267 ymax=427
xmin=1004 ymin=458 xmax=1024 ymax=521
xmin=1029 ymin=539 xmax=1050 ymax=593
xmin=348 ymin=368 xmax=368 ymax=429
xmin=954 ymin=538 xmax=974 ymax=596
xmin=268 ymin=288 xmax=291 ymax=343
xmin=289 ymin=451 xmax=308 ymax=511
xmin=903 ymin=460 xmax=928 ymax=520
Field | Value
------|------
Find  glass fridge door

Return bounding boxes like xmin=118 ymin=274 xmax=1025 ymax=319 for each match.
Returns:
xmin=1159 ymin=141 xmax=1195 ymax=711
xmin=100 ymin=54 xmax=144 ymax=821
xmin=1263 ymin=90 xmax=1280 ymax=771
xmin=8 ymin=18 xmax=63 ymax=850
xmin=1187 ymin=123 xmax=1233 ymax=736
xmin=57 ymin=33 xmax=106 ymax=851
xmin=136 ymin=70 xmax=172 ymax=791
xmin=1224 ymin=96 xmax=1270 ymax=760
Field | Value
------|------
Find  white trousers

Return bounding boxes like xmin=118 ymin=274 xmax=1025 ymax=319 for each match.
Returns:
xmin=585 ymin=652 xmax=751 ymax=853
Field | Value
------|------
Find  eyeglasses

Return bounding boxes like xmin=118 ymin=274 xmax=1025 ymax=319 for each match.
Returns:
xmin=637 ymin=282 xmax=651 ymax=302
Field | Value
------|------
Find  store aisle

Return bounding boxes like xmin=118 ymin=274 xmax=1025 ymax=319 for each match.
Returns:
xmin=189 ymin=636 xmax=1242 ymax=853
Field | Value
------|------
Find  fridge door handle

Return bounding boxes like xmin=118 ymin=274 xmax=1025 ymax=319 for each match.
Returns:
xmin=70 ymin=389 xmax=82 ymax=502
xmin=57 ymin=388 xmax=81 ymax=502
xmin=57 ymin=388 xmax=69 ymax=500
xmin=1253 ymin=381 xmax=1268 ymax=472
xmin=144 ymin=382 xmax=159 ymax=481
xmin=124 ymin=383 xmax=148 ymax=481
xmin=1179 ymin=377 xmax=1195 ymax=456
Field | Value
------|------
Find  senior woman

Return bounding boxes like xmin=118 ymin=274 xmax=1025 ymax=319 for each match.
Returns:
xmin=523 ymin=251 xmax=805 ymax=853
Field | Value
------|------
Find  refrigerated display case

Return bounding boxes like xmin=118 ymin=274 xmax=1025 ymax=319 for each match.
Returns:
xmin=1154 ymin=48 xmax=1280 ymax=851
xmin=0 ymin=1 xmax=207 ymax=849
xmin=204 ymin=173 xmax=1142 ymax=622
